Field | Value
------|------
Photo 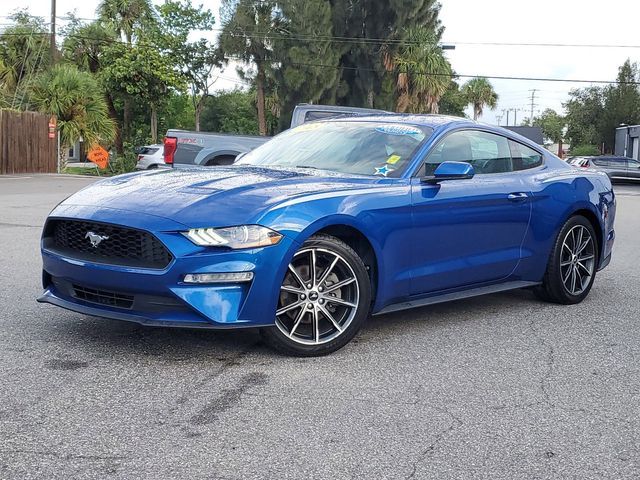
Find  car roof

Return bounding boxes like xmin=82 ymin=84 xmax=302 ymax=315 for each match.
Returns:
xmin=327 ymin=113 xmax=472 ymax=128
xmin=321 ymin=114 xmax=542 ymax=150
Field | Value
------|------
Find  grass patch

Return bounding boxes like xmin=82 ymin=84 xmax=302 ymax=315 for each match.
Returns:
xmin=63 ymin=166 xmax=104 ymax=176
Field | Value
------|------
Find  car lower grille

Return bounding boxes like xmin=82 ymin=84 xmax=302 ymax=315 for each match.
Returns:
xmin=44 ymin=219 xmax=173 ymax=269
xmin=72 ymin=284 xmax=134 ymax=309
xmin=49 ymin=276 xmax=193 ymax=314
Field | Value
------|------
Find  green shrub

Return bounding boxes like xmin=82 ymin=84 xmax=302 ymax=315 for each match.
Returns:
xmin=570 ymin=144 xmax=600 ymax=156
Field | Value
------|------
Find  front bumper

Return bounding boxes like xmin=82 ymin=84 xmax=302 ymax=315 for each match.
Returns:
xmin=39 ymin=211 xmax=298 ymax=329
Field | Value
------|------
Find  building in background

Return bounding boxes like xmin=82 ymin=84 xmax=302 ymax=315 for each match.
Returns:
xmin=503 ymin=126 xmax=544 ymax=146
xmin=615 ymin=125 xmax=640 ymax=161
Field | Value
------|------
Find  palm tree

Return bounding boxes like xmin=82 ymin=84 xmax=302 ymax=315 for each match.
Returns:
xmin=0 ymin=18 xmax=51 ymax=109
xmin=97 ymin=0 xmax=155 ymax=145
xmin=63 ymin=22 xmax=123 ymax=153
xmin=219 ymin=0 xmax=279 ymax=136
xmin=97 ymin=0 xmax=155 ymax=45
xmin=30 ymin=64 xmax=116 ymax=170
xmin=391 ymin=28 xmax=452 ymax=114
xmin=461 ymin=77 xmax=498 ymax=120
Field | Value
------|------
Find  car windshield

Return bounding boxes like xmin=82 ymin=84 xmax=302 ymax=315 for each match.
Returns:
xmin=236 ymin=121 xmax=432 ymax=177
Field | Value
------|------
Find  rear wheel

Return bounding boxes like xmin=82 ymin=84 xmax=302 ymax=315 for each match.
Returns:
xmin=261 ymin=234 xmax=371 ymax=356
xmin=534 ymin=216 xmax=598 ymax=304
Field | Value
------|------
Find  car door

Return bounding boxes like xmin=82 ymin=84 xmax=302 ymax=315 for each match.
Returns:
xmin=626 ymin=158 xmax=640 ymax=178
xmin=608 ymin=157 xmax=628 ymax=178
xmin=409 ymin=129 xmax=531 ymax=295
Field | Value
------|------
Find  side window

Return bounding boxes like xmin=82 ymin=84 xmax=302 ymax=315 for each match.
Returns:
xmin=304 ymin=111 xmax=340 ymax=122
xmin=424 ymin=130 xmax=512 ymax=175
xmin=611 ymin=158 xmax=628 ymax=168
xmin=591 ymin=158 xmax=609 ymax=167
xmin=509 ymin=140 xmax=543 ymax=171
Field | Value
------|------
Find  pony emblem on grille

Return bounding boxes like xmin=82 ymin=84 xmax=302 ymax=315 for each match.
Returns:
xmin=85 ymin=231 xmax=109 ymax=248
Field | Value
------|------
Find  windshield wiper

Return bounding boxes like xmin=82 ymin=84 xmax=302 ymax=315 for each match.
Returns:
xmin=295 ymin=165 xmax=320 ymax=170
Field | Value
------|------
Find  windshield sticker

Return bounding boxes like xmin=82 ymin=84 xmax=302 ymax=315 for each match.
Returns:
xmin=375 ymin=125 xmax=422 ymax=136
xmin=374 ymin=165 xmax=394 ymax=177
xmin=386 ymin=154 xmax=401 ymax=165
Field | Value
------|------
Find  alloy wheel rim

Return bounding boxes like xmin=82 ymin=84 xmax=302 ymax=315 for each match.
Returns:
xmin=560 ymin=225 xmax=595 ymax=296
xmin=275 ymin=247 xmax=360 ymax=345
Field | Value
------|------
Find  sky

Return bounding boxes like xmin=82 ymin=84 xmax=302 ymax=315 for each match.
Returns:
xmin=4 ymin=0 xmax=640 ymax=125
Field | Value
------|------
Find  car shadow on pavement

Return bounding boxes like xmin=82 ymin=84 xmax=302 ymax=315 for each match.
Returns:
xmin=41 ymin=288 xmax=540 ymax=359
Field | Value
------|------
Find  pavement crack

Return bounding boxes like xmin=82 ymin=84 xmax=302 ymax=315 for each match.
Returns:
xmin=0 ymin=449 xmax=126 ymax=461
xmin=405 ymin=405 xmax=463 ymax=479
xmin=529 ymin=318 xmax=556 ymax=407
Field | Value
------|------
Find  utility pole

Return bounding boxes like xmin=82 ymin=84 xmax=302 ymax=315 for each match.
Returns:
xmin=50 ymin=0 xmax=56 ymax=62
xmin=529 ymin=89 xmax=538 ymax=124
xmin=505 ymin=109 xmax=510 ymax=126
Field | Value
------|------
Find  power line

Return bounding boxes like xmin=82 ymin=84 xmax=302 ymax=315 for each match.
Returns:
xmin=2 ymin=30 xmax=640 ymax=86
xmin=450 ymin=40 xmax=640 ymax=49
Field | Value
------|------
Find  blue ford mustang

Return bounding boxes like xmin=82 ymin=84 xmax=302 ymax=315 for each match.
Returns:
xmin=39 ymin=115 xmax=616 ymax=355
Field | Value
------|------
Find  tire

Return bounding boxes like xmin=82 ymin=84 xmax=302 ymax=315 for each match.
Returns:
xmin=205 ymin=155 xmax=236 ymax=166
xmin=261 ymin=234 xmax=372 ymax=356
xmin=534 ymin=215 xmax=599 ymax=304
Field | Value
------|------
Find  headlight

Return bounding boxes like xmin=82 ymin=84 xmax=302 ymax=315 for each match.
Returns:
xmin=183 ymin=225 xmax=283 ymax=249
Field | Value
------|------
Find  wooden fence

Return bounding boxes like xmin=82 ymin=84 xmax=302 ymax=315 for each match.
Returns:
xmin=0 ymin=110 xmax=57 ymax=174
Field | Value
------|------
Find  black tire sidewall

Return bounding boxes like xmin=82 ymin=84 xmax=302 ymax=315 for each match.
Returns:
xmin=545 ymin=216 xmax=599 ymax=304
xmin=262 ymin=234 xmax=372 ymax=356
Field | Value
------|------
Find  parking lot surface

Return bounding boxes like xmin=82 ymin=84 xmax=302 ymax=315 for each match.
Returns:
xmin=1 ymin=175 xmax=639 ymax=479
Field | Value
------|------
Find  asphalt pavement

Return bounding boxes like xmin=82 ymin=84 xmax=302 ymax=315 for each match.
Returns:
xmin=1 ymin=174 xmax=639 ymax=479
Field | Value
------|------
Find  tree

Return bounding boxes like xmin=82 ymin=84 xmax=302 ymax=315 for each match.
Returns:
xmin=0 ymin=11 xmax=51 ymax=109
xmin=461 ymin=77 xmax=498 ymax=120
xmin=563 ymin=86 xmax=606 ymax=149
xmin=438 ymin=79 xmax=467 ymax=117
xmin=219 ymin=0 xmax=279 ymax=136
xmin=330 ymin=0 xmax=443 ymax=109
xmin=531 ymin=109 xmax=565 ymax=156
xmin=272 ymin=0 xmax=340 ymax=131
xmin=200 ymin=88 xmax=261 ymax=134
xmin=97 ymin=0 xmax=156 ymax=45
xmin=62 ymin=21 xmax=124 ymax=151
xmin=392 ymin=28 xmax=451 ymax=113
xmin=601 ymin=59 xmax=640 ymax=151
xmin=97 ymin=0 xmax=157 ymax=144
xmin=101 ymin=43 xmax=186 ymax=143
xmin=29 ymin=64 xmax=116 ymax=169
xmin=155 ymin=0 xmax=218 ymax=131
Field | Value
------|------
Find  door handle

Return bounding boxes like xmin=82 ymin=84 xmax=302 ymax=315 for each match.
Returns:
xmin=507 ymin=192 xmax=529 ymax=201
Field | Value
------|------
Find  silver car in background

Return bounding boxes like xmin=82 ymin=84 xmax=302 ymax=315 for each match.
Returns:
xmin=569 ymin=155 xmax=640 ymax=181
xmin=135 ymin=144 xmax=165 ymax=170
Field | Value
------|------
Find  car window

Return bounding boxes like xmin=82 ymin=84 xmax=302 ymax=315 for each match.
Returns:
xmin=424 ymin=130 xmax=512 ymax=175
xmin=509 ymin=140 xmax=543 ymax=170
xmin=304 ymin=111 xmax=342 ymax=122
xmin=629 ymin=159 xmax=640 ymax=168
xmin=139 ymin=147 xmax=159 ymax=155
xmin=237 ymin=121 xmax=432 ymax=177
xmin=609 ymin=157 xmax=628 ymax=167
xmin=591 ymin=158 xmax=609 ymax=167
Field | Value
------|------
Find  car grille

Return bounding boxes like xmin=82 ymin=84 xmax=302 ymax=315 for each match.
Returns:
xmin=49 ymin=276 xmax=194 ymax=314
xmin=44 ymin=219 xmax=173 ymax=269
xmin=72 ymin=284 xmax=134 ymax=309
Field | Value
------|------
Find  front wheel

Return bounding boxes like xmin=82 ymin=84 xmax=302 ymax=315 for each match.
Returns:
xmin=261 ymin=234 xmax=372 ymax=356
xmin=534 ymin=216 xmax=598 ymax=304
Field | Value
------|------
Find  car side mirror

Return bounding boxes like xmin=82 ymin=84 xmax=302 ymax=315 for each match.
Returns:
xmin=421 ymin=161 xmax=475 ymax=184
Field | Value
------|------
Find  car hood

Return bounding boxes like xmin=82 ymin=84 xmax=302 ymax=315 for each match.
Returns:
xmin=58 ymin=166 xmax=385 ymax=228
